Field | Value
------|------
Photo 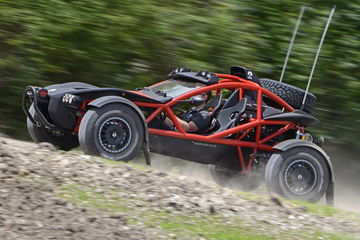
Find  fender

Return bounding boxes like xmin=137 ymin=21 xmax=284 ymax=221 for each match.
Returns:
xmin=88 ymin=96 xmax=151 ymax=165
xmin=273 ymin=139 xmax=334 ymax=205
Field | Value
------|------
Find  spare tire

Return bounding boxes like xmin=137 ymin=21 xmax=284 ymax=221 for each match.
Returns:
xmin=259 ymin=78 xmax=316 ymax=113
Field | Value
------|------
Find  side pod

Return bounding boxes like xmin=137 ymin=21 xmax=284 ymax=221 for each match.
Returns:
xmin=273 ymin=139 xmax=334 ymax=206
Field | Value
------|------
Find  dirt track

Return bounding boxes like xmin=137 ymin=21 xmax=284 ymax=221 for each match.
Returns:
xmin=1 ymin=136 xmax=360 ymax=239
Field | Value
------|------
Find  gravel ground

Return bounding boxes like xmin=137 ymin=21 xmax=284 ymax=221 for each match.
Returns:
xmin=0 ymin=136 xmax=359 ymax=240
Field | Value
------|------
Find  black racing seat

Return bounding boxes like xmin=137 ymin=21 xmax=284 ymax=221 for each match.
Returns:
xmin=213 ymin=90 xmax=247 ymax=133
xmin=230 ymin=66 xmax=262 ymax=103
xmin=201 ymin=93 xmax=223 ymax=118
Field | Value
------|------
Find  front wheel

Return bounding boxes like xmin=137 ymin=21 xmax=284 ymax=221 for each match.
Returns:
xmin=265 ymin=147 xmax=330 ymax=202
xmin=78 ymin=103 xmax=144 ymax=161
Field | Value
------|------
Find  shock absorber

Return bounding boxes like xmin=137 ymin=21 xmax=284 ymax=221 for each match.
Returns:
xmin=296 ymin=126 xmax=305 ymax=139
xmin=296 ymin=126 xmax=313 ymax=142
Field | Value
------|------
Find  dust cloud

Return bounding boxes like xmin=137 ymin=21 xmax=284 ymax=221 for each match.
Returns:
xmin=134 ymin=152 xmax=214 ymax=183
xmin=323 ymin=144 xmax=360 ymax=212
xmin=135 ymin=143 xmax=360 ymax=212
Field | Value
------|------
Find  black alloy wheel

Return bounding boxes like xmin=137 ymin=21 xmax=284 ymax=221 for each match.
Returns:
xmin=98 ymin=117 xmax=132 ymax=154
xmin=79 ymin=103 xmax=144 ymax=161
xmin=284 ymin=159 xmax=317 ymax=196
xmin=265 ymin=146 xmax=330 ymax=202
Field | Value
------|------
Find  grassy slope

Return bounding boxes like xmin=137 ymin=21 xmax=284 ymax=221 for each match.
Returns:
xmin=44 ymin=158 xmax=358 ymax=240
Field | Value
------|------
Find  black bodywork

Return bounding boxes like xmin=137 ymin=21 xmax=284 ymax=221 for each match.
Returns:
xmin=149 ymin=134 xmax=247 ymax=170
xmin=23 ymin=82 xmax=166 ymax=132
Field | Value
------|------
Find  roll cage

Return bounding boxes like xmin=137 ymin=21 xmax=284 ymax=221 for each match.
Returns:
xmin=135 ymin=73 xmax=298 ymax=173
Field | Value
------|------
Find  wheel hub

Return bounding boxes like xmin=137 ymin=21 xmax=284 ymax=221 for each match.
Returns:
xmin=284 ymin=159 xmax=317 ymax=195
xmin=98 ymin=117 xmax=132 ymax=153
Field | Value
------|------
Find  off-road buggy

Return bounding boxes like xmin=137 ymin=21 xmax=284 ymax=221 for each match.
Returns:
xmin=22 ymin=65 xmax=334 ymax=203
xmin=23 ymin=5 xmax=337 ymax=204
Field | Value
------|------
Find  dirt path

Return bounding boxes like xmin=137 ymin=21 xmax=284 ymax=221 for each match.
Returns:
xmin=1 ymin=137 xmax=359 ymax=240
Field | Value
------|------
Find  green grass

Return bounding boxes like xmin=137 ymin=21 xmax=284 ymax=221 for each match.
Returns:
xmin=53 ymin=181 xmax=360 ymax=240
xmin=56 ymin=182 xmax=275 ymax=239
xmin=235 ymin=189 xmax=338 ymax=218
xmin=158 ymin=221 xmax=273 ymax=240
xmin=290 ymin=199 xmax=338 ymax=217
xmin=15 ymin=163 xmax=360 ymax=240
xmin=58 ymin=184 xmax=130 ymax=212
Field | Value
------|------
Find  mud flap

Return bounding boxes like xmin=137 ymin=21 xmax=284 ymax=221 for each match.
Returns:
xmin=326 ymin=181 xmax=334 ymax=206
xmin=142 ymin=142 xmax=151 ymax=166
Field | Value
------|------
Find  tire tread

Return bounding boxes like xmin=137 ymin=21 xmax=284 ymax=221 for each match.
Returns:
xmin=260 ymin=78 xmax=316 ymax=113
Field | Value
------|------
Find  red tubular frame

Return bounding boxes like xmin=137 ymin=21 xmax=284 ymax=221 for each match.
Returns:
xmin=133 ymin=75 xmax=297 ymax=172
xmin=73 ymin=100 xmax=93 ymax=133
xmin=84 ymin=74 xmax=297 ymax=172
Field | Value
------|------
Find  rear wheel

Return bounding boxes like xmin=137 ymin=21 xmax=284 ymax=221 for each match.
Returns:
xmin=79 ymin=103 xmax=144 ymax=161
xmin=27 ymin=105 xmax=79 ymax=151
xmin=209 ymin=165 xmax=262 ymax=192
xmin=265 ymin=147 xmax=330 ymax=202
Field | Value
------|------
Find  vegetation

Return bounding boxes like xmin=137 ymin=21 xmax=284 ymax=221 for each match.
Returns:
xmin=57 ymin=181 xmax=355 ymax=240
xmin=0 ymin=0 xmax=359 ymax=144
